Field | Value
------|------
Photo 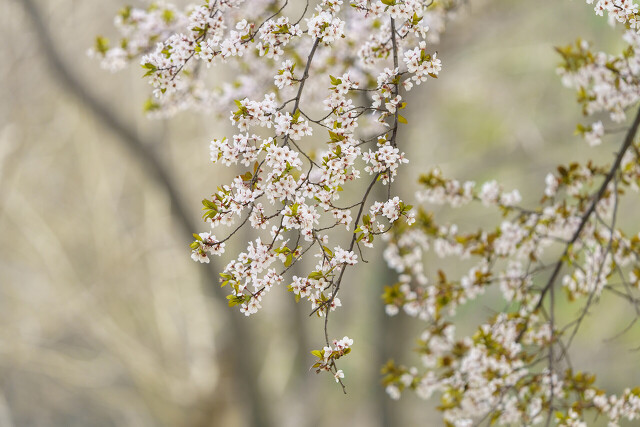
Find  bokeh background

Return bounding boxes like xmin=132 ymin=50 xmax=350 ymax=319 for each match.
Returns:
xmin=1 ymin=0 xmax=639 ymax=426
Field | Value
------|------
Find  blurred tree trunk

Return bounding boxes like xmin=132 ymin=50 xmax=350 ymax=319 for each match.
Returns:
xmin=19 ymin=0 xmax=271 ymax=425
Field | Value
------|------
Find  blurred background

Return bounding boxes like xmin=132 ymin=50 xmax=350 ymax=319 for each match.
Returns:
xmin=1 ymin=0 xmax=638 ymax=426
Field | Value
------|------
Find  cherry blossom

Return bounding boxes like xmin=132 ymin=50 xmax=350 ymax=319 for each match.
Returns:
xmin=93 ymin=0 xmax=640 ymax=423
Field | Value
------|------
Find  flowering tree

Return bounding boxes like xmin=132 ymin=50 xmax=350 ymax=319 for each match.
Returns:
xmin=92 ymin=0 xmax=640 ymax=425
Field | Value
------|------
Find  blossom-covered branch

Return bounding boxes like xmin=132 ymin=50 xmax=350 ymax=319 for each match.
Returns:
xmin=379 ymin=2 xmax=640 ymax=424
xmin=92 ymin=0 xmax=460 ymax=386
xmin=91 ymin=0 xmax=640 ymax=424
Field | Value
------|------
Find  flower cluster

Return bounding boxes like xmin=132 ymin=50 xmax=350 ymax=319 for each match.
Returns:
xmin=257 ymin=16 xmax=302 ymax=58
xmin=382 ymin=153 xmax=640 ymax=424
xmin=589 ymin=0 xmax=638 ymax=23
xmin=190 ymin=232 xmax=226 ymax=263
xmin=558 ymin=26 xmax=640 ymax=144
xmin=310 ymin=336 xmax=354 ymax=383
xmin=403 ymin=42 xmax=442 ymax=86
xmin=377 ymin=3 xmax=640 ymax=423
xmin=104 ymin=0 xmax=462 ymax=384
xmin=92 ymin=0 xmax=461 ymax=118
xmin=95 ymin=1 xmax=640 ymax=424
xmin=307 ymin=8 xmax=345 ymax=45
xmin=88 ymin=4 xmax=187 ymax=72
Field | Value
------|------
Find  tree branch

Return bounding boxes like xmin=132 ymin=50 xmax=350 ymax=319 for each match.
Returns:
xmin=520 ymin=105 xmax=640 ymax=341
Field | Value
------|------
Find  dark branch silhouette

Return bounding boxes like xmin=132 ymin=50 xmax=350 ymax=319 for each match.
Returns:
xmin=19 ymin=0 xmax=271 ymax=425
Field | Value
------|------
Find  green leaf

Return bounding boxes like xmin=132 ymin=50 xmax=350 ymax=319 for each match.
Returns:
xmin=226 ymin=294 xmax=248 ymax=307
xmin=328 ymin=130 xmax=344 ymax=142
xmin=162 ymin=9 xmax=174 ymax=23
xmin=95 ymin=36 xmax=110 ymax=55
xmin=397 ymin=115 xmax=408 ymax=125
xmin=118 ymin=6 xmax=132 ymax=21
xmin=308 ymin=271 xmax=324 ymax=280
xmin=142 ymin=62 xmax=158 ymax=77
xmin=143 ymin=98 xmax=160 ymax=112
